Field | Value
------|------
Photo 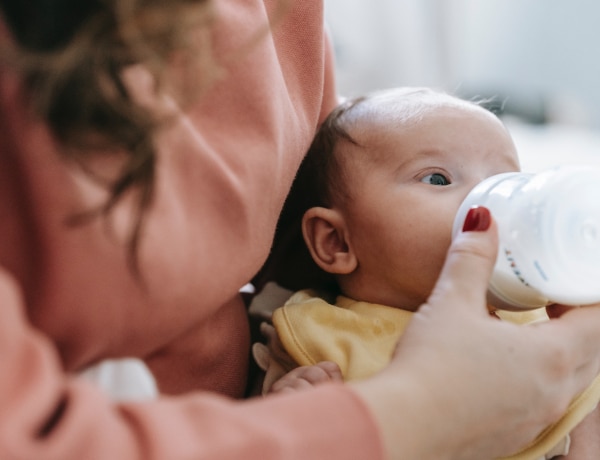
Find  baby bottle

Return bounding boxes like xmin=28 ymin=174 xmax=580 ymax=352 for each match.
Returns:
xmin=452 ymin=164 xmax=600 ymax=311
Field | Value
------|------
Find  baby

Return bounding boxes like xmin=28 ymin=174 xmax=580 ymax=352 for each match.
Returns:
xmin=253 ymin=88 xmax=600 ymax=460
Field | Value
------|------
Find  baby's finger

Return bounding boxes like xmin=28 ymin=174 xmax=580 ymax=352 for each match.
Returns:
xmin=313 ymin=361 xmax=343 ymax=382
xmin=293 ymin=362 xmax=342 ymax=385
xmin=270 ymin=363 xmax=343 ymax=394
xmin=260 ymin=322 xmax=276 ymax=340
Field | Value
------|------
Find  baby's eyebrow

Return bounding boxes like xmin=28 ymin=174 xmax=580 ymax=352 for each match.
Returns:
xmin=395 ymin=147 xmax=448 ymax=165
xmin=386 ymin=147 xmax=457 ymax=176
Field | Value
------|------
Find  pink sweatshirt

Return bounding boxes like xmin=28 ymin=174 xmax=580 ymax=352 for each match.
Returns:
xmin=0 ymin=0 xmax=384 ymax=458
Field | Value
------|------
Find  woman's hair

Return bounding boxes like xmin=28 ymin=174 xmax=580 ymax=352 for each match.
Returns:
xmin=0 ymin=0 xmax=216 ymax=272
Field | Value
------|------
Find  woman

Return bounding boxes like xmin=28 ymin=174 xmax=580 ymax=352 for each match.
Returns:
xmin=0 ymin=1 xmax=599 ymax=458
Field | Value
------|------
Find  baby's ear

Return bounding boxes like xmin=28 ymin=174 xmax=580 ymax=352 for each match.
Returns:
xmin=302 ymin=207 xmax=357 ymax=275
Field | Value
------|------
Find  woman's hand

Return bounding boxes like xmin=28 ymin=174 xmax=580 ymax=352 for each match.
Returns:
xmin=351 ymin=207 xmax=600 ymax=460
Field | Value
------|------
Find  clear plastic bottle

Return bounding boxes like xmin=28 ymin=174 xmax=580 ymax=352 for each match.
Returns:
xmin=452 ymin=164 xmax=600 ymax=310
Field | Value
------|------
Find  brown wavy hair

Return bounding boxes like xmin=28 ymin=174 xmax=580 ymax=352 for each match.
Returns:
xmin=0 ymin=0 xmax=217 ymax=272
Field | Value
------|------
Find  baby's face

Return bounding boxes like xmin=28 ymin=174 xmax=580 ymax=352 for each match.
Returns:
xmin=336 ymin=103 xmax=520 ymax=310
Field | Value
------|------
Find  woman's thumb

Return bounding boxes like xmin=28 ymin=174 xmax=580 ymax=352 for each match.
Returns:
xmin=427 ymin=206 xmax=499 ymax=312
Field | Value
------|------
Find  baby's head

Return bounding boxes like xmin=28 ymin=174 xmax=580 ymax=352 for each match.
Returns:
xmin=298 ymin=87 xmax=520 ymax=310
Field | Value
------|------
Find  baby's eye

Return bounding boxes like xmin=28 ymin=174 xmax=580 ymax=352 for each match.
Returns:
xmin=421 ymin=173 xmax=450 ymax=186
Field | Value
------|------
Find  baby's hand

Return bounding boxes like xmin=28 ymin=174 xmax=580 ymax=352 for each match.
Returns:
xmin=269 ymin=361 xmax=343 ymax=395
xmin=253 ymin=323 xmax=343 ymax=395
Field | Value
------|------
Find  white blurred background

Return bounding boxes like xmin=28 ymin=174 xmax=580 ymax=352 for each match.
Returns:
xmin=324 ymin=0 xmax=600 ymax=172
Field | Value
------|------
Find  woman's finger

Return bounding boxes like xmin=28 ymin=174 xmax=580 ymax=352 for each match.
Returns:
xmin=426 ymin=206 xmax=498 ymax=316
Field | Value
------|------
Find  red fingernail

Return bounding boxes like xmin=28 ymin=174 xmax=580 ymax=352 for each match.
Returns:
xmin=462 ymin=206 xmax=491 ymax=232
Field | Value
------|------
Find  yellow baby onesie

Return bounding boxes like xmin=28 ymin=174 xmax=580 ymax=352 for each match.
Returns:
xmin=271 ymin=289 xmax=600 ymax=460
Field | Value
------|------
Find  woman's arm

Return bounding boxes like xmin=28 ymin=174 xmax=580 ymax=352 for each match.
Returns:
xmin=0 ymin=267 xmax=384 ymax=460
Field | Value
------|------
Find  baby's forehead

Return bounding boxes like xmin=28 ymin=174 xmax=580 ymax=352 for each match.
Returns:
xmin=334 ymin=91 xmax=499 ymax=169
xmin=349 ymin=90 xmax=485 ymax=129
xmin=340 ymin=92 xmax=482 ymax=150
